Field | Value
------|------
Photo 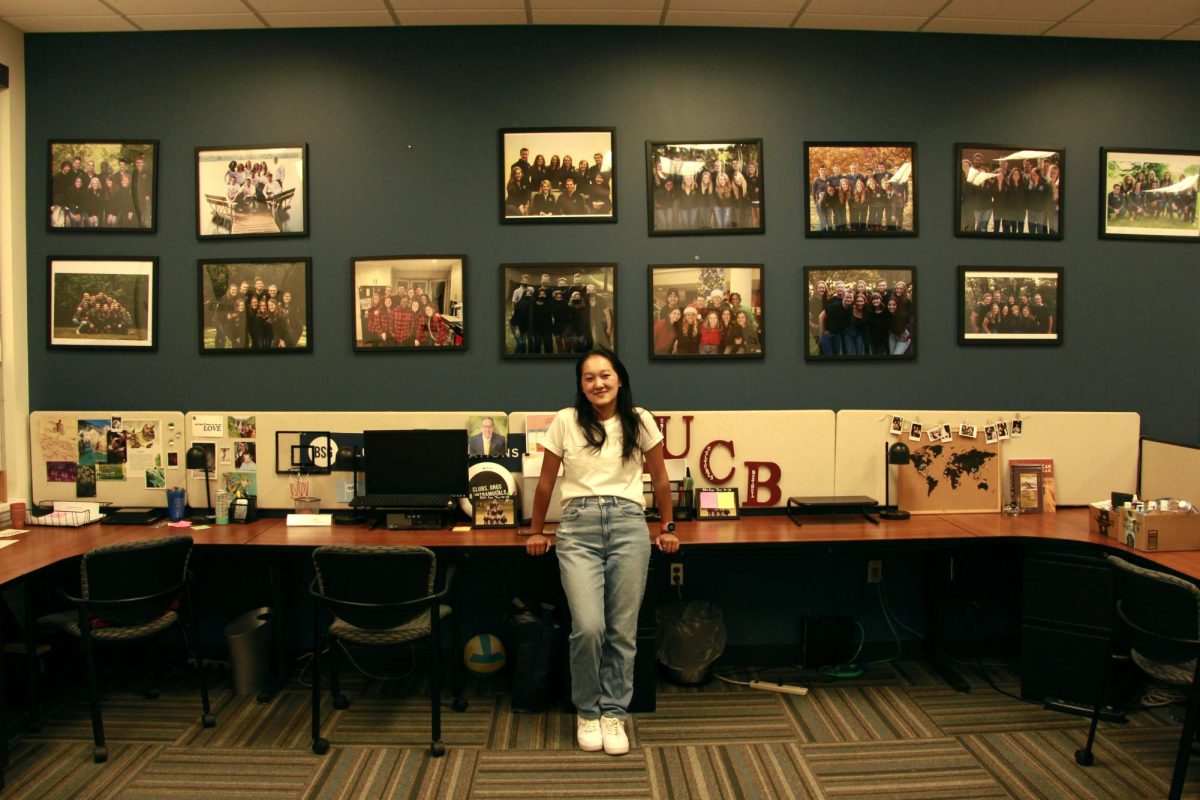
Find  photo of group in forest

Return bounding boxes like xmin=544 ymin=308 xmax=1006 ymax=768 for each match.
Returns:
xmin=804 ymin=143 xmax=916 ymax=236
xmin=805 ymin=267 xmax=915 ymax=360
xmin=646 ymin=140 xmax=763 ymax=235
xmin=956 ymin=145 xmax=1063 ymax=239
xmin=650 ymin=265 xmax=763 ymax=358
xmin=959 ymin=268 xmax=1062 ymax=346
xmin=500 ymin=129 xmax=615 ymax=223
xmin=1100 ymin=148 xmax=1199 ymax=240
xmin=48 ymin=140 xmax=157 ymax=232
xmin=199 ymin=258 xmax=311 ymax=354
xmin=48 ymin=257 xmax=156 ymax=350
xmin=503 ymin=265 xmax=616 ymax=358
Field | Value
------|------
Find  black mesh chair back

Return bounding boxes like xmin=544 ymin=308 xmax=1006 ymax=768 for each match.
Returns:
xmin=312 ymin=545 xmax=435 ymax=631
xmin=81 ymin=535 xmax=192 ymax=626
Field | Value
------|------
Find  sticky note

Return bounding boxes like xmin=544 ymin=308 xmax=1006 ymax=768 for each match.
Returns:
xmin=700 ymin=492 xmax=718 ymax=509
xmin=717 ymin=492 xmax=736 ymax=510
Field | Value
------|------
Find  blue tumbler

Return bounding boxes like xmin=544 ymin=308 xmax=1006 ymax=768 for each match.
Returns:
xmin=167 ymin=487 xmax=186 ymax=521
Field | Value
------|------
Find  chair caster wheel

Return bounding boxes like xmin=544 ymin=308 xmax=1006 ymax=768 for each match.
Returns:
xmin=431 ymin=741 xmax=445 ymax=758
xmin=332 ymin=694 xmax=350 ymax=710
xmin=452 ymin=697 xmax=469 ymax=712
xmin=93 ymin=746 xmax=108 ymax=763
xmin=1074 ymin=748 xmax=1094 ymax=766
xmin=202 ymin=714 xmax=216 ymax=728
xmin=312 ymin=738 xmax=330 ymax=755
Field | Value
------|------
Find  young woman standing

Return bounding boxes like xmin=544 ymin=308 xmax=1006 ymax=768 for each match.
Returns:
xmin=525 ymin=349 xmax=679 ymax=756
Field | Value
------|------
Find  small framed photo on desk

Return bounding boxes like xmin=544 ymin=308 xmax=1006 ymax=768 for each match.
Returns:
xmin=695 ymin=487 xmax=739 ymax=520
xmin=1011 ymin=464 xmax=1044 ymax=513
xmin=474 ymin=495 xmax=516 ymax=528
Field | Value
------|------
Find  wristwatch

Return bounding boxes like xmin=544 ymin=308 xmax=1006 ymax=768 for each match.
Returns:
xmin=660 ymin=522 xmax=676 ymax=534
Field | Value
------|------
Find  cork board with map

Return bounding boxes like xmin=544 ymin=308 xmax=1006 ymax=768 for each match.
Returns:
xmin=898 ymin=437 xmax=1000 ymax=514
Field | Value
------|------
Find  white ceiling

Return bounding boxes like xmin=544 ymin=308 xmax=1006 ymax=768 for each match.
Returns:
xmin=0 ymin=0 xmax=1197 ymax=40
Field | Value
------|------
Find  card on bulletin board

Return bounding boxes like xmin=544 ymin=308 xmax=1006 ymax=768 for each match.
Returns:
xmin=695 ymin=487 xmax=739 ymax=520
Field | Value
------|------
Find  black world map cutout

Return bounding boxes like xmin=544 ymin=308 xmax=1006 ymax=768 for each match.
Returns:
xmin=898 ymin=437 xmax=1000 ymax=513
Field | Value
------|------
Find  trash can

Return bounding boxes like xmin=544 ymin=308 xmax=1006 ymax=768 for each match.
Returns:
xmin=225 ymin=607 xmax=272 ymax=697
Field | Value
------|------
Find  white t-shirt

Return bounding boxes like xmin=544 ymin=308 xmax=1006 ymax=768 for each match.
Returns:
xmin=542 ymin=407 xmax=663 ymax=508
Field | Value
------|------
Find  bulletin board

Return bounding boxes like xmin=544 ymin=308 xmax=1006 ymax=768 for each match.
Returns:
xmin=30 ymin=411 xmax=188 ymax=507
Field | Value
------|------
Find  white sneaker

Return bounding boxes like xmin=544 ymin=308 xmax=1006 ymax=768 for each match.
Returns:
xmin=601 ymin=715 xmax=629 ymax=755
xmin=576 ymin=716 xmax=603 ymax=751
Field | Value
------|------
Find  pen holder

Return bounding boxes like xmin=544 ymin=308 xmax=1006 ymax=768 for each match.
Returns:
xmin=294 ymin=496 xmax=320 ymax=515
xmin=673 ymin=490 xmax=693 ymax=521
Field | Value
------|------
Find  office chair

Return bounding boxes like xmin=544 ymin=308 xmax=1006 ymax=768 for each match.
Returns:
xmin=309 ymin=545 xmax=467 ymax=757
xmin=37 ymin=535 xmax=214 ymax=763
xmin=1075 ymin=555 xmax=1200 ymax=800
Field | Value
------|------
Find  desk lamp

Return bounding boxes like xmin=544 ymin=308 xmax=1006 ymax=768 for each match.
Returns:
xmin=880 ymin=441 xmax=911 ymax=521
xmin=185 ymin=444 xmax=213 ymax=520
xmin=332 ymin=445 xmax=364 ymax=525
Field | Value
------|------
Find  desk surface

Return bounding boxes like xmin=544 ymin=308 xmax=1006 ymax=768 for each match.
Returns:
xmin=2 ymin=508 xmax=1197 ymax=583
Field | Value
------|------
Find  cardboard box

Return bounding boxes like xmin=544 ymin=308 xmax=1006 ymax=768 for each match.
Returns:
xmin=1116 ymin=509 xmax=1200 ymax=552
xmin=1088 ymin=504 xmax=1122 ymax=538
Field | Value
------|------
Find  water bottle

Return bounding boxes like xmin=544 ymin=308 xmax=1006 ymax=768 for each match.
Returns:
xmin=215 ymin=489 xmax=230 ymax=525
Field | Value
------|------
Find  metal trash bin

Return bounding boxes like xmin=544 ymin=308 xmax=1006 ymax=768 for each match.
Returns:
xmin=225 ymin=607 xmax=272 ymax=697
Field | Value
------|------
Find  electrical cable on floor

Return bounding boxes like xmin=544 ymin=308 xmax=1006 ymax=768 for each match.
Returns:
xmin=878 ymin=576 xmax=925 ymax=640
xmin=868 ymin=579 xmax=903 ymax=667
xmin=819 ymin=620 xmax=865 ymax=679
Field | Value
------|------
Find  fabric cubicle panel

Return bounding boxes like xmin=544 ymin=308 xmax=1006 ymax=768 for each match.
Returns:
xmin=30 ymin=410 xmax=188 ymax=507
xmin=1140 ymin=438 xmax=1200 ymax=504
xmin=834 ymin=410 xmax=1140 ymax=507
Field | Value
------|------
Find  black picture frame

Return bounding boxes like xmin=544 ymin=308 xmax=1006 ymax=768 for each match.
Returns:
xmin=803 ymin=142 xmax=917 ymax=237
xmin=803 ymin=266 xmax=916 ymax=361
xmin=47 ymin=139 xmax=158 ymax=233
xmin=198 ymin=257 xmax=313 ymax=354
xmin=502 ymin=264 xmax=617 ymax=359
xmin=1099 ymin=147 xmax=1200 ymax=241
xmin=695 ymin=487 xmax=740 ymax=520
xmin=958 ymin=266 xmax=1063 ymax=347
xmin=645 ymin=139 xmax=764 ymax=235
xmin=955 ymin=143 xmax=1064 ymax=240
xmin=352 ymin=256 xmax=466 ymax=352
xmin=47 ymin=256 xmax=157 ymax=351
xmin=195 ymin=143 xmax=308 ymax=239
xmin=649 ymin=264 xmax=764 ymax=359
xmin=499 ymin=128 xmax=616 ymax=224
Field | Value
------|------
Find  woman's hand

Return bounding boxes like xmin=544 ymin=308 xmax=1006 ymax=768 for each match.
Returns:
xmin=525 ymin=533 xmax=553 ymax=556
xmin=655 ymin=533 xmax=680 ymax=553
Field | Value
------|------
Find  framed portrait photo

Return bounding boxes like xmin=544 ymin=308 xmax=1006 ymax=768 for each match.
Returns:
xmin=956 ymin=144 xmax=1063 ymax=239
xmin=804 ymin=266 xmax=915 ymax=361
xmin=646 ymin=139 xmax=764 ymax=235
xmin=502 ymin=264 xmax=616 ymax=358
xmin=195 ymin=144 xmax=307 ymax=239
xmin=804 ymin=142 xmax=916 ymax=237
xmin=47 ymin=257 xmax=157 ymax=350
xmin=958 ymin=267 xmax=1062 ymax=346
xmin=649 ymin=264 xmax=764 ymax=359
xmin=1100 ymin=147 xmax=1200 ymax=241
xmin=353 ymin=256 xmax=465 ymax=352
xmin=474 ymin=495 xmax=517 ymax=529
xmin=500 ymin=128 xmax=615 ymax=223
xmin=198 ymin=258 xmax=312 ymax=354
xmin=48 ymin=140 xmax=158 ymax=232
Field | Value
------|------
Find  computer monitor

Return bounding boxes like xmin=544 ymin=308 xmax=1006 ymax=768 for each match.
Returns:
xmin=361 ymin=429 xmax=469 ymax=497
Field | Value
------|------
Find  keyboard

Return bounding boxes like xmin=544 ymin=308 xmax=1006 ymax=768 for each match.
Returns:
xmin=351 ymin=494 xmax=456 ymax=510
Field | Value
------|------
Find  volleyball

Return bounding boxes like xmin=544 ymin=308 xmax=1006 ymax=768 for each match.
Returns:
xmin=463 ymin=633 xmax=506 ymax=675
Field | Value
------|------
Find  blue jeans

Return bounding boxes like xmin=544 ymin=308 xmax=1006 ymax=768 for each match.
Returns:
xmin=555 ymin=496 xmax=651 ymax=721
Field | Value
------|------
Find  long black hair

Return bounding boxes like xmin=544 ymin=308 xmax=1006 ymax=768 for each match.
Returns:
xmin=573 ymin=347 xmax=645 ymax=462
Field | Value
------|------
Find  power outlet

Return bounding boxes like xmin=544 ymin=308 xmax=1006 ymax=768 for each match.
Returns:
xmin=337 ymin=480 xmax=356 ymax=503
xmin=867 ymin=559 xmax=882 ymax=584
xmin=669 ymin=563 xmax=684 ymax=586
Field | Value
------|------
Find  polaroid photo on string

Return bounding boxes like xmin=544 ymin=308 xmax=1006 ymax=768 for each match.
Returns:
xmin=1011 ymin=419 xmax=1023 ymax=437
xmin=960 ymin=424 xmax=978 ymax=438
xmin=984 ymin=424 xmax=998 ymax=444
xmin=909 ymin=422 xmax=923 ymax=442
xmin=997 ymin=420 xmax=1010 ymax=440
xmin=940 ymin=423 xmax=953 ymax=440
xmin=927 ymin=427 xmax=942 ymax=442
xmin=890 ymin=415 xmax=904 ymax=436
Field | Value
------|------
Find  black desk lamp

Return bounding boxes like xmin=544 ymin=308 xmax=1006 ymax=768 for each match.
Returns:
xmin=332 ymin=445 xmax=364 ymax=525
xmin=880 ymin=441 xmax=911 ymax=521
xmin=186 ymin=444 xmax=213 ymax=520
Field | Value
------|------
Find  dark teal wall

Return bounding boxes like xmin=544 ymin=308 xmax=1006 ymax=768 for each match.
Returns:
xmin=24 ymin=26 xmax=1200 ymax=444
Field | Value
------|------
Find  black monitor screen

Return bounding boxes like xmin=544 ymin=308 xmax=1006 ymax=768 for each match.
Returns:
xmin=362 ymin=429 xmax=469 ymax=497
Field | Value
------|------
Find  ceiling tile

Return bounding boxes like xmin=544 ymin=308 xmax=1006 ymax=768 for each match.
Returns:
xmin=923 ymin=16 xmax=1054 ymax=35
xmin=665 ymin=10 xmax=795 ymax=26
xmin=533 ymin=9 xmax=661 ymax=24
xmin=111 ymin=0 xmax=247 ymax=13
xmin=391 ymin=0 xmax=523 ymax=8
xmin=260 ymin=10 xmax=395 ymax=27
xmin=132 ymin=12 xmax=266 ymax=29
xmin=394 ymin=9 xmax=527 ymax=24
xmin=1167 ymin=24 xmax=1200 ymax=39
xmin=806 ymin=0 xmax=943 ymax=14
xmin=671 ymin=0 xmax=799 ymax=10
xmin=251 ymin=0 xmax=387 ymax=10
xmin=1048 ymin=21 xmax=1180 ymax=38
xmin=2 ymin=14 xmax=135 ymax=31
xmin=1070 ymin=0 xmax=1200 ymax=26
xmin=794 ymin=13 xmax=925 ymax=31
xmin=0 ymin=0 xmax=107 ymax=12
xmin=533 ymin=0 xmax=661 ymax=8
xmin=938 ymin=0 xmax=1088 ymax=21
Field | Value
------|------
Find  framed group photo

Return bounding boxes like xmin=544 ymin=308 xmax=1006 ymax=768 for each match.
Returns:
xmin=48 ymin=140 xmax=157 ymax=232
xmin=503 ymin=264 xmax=616 ymax=358
xmin=47 ymin=257 xmax=157 ymax=350
xmin=804 ymin=142 xmax=916 ymax=237
xmin=196 ymin=144 xmax=307 ymax=239
xmin=1100 ymin=147 xmax=1199 ymax=240
xmin=804 ymin=266 xmax=915 ymax=361
xmin=198 ymin=258 xmax=312 ymax=354
xmin=353 ymin=256 xmax=465 ymax=351
xmin=646 ymin=139 xmax=763 ymax=235
xmin=500 ymin=128 xmax=615 ymax=223
xmin=959 ymin=267 xmax=1062 ymax=346
xmin=956 ymin=144 xmax=1063 ymax=239
xmin=649 ymin=264 xmax=764 ymax=358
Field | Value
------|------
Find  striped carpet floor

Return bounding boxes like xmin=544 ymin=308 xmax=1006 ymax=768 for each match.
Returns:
xmin=1 ymin=659 xmax=1194 ymax=799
